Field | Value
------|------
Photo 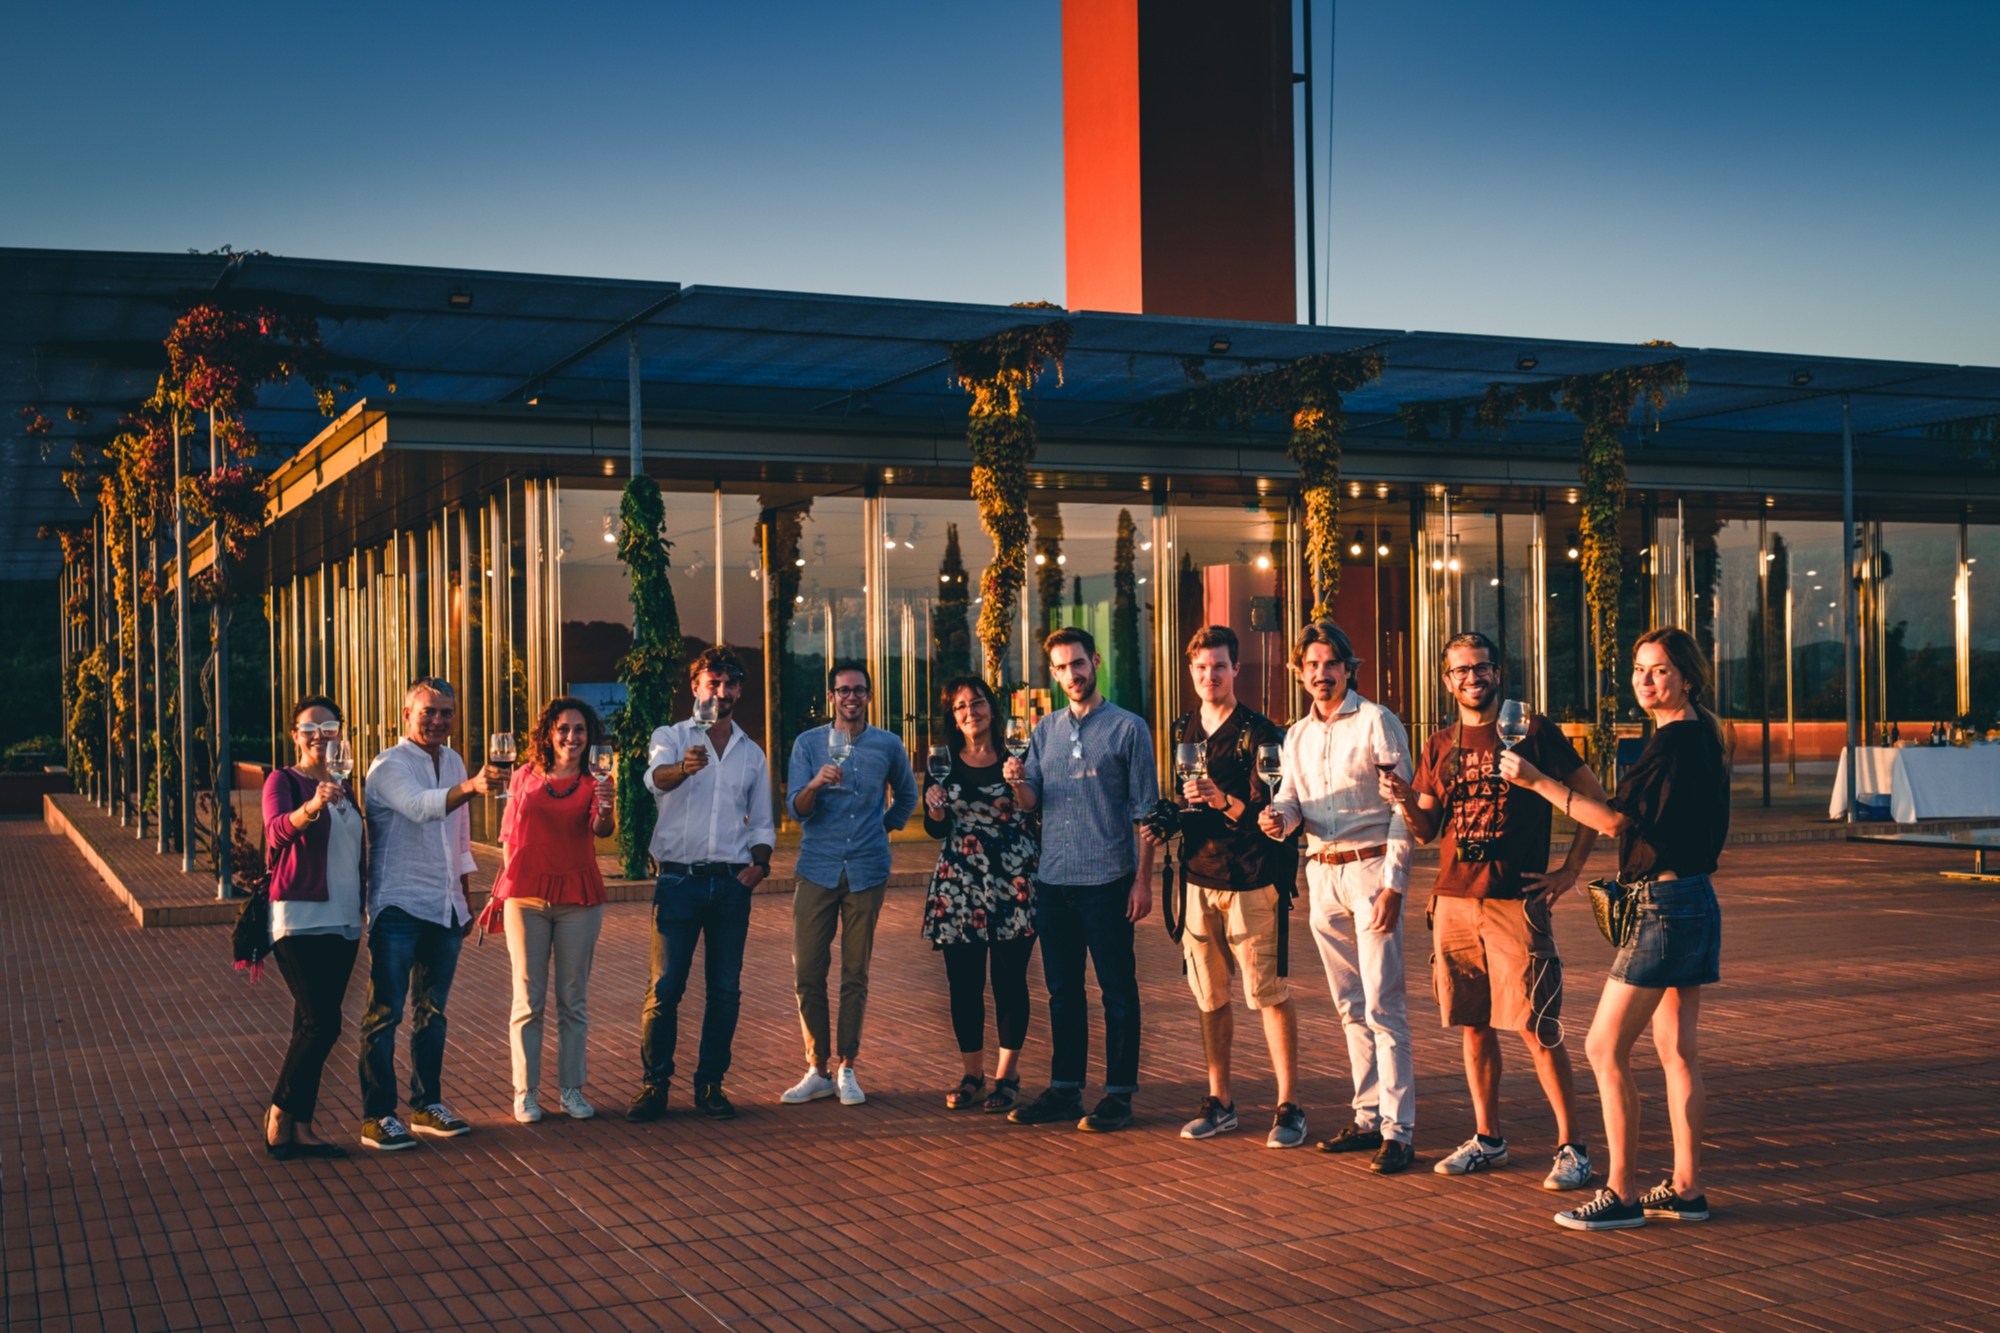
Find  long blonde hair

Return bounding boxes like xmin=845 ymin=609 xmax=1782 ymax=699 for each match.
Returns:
xmin=1633 ymin=626 xmax=1730 ymax=764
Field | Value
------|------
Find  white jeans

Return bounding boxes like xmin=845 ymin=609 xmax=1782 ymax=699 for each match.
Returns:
xmin=504 ymin=900 xmax=604 ymax=1094
xmin=1306 ymin=857 xmax=1415 ymax=1144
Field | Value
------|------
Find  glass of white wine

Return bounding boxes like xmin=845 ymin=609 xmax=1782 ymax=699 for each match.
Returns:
xmin=326 ymin=738 xmax=353 ymax=803
xmin=1175 ymin=741 xmax=1206 ymax=787
xmin=1497 ymin=700 xmax=1529 ymax=751
xmin=1005 ymin=716 xmax=1031 ymax=760
xmin=827 ymin=724 xmax=853 ymax=770
xmin=589 ymin=745 xmax=615 ymax=808
xmin=1255 ymin=743 xmax=1284 ymax=797
xmin=692 ymin=696 xmax=720 ymax=727
xmin=489 ymin=731 xmax=517 ymax=801
xmin=926 ymin=745 xmax=952 ymax=783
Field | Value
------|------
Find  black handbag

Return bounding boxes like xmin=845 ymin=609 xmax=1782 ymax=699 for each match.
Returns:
xmin=1586 ymin=877 xmax=1642 ymax=950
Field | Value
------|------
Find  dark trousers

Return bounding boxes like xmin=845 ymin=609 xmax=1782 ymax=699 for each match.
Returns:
xmin=358 ymin=906 xmax=464 ymax=1119
xmin=1034 ymin=875 xmax=1140 ymax=1094
xmin=941 ymin=936 xmax=1037 ymax=1054
xmin=640 ymin=870 xmax=754 ymax=1089
xmin=270 ymin=933 xmax=359 ymax=1121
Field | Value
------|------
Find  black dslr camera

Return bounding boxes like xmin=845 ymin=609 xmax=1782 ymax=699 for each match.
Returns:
xmin=1456 ymin=838 xmax=1495 ymax=863
xmin=1140 ymin=798 xmax=1183 ymax=842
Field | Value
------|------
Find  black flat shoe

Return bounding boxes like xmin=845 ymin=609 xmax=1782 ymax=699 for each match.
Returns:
xmin=264 ymin=1141 xmax=299 ymax=1161
xmin=1370 ymin=1139 xmax=1416 ymax=1175
xmin=294 ymin=1142 xmax=349 ymax=1160
xmin=1316 ymin=1123 xmax=1383 ymax=1154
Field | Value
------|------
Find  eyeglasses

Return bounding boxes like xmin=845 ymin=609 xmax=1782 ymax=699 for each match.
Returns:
xmin=1444 ymin=663 xmax=1499 ymax=682
xmin=295 ymin=722 xmax=342 ymax=738
xmin=831 ymin=686 xmax=869 ymax=697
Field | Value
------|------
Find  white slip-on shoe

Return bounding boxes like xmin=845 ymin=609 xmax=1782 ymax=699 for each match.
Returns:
xmin=837 ymin=1066 xmax=866 ymax=1105
xmin=780 ymin=1069 xmax=837 ymax=1104
xmin=1543 ymin=1144 xmax=1592 ymax=1191
xmin=513 ymin=1091 xmax=542 ymax=1124
xmin=559 ymin=1087 xmax=596 ymax=1120
xmin=1434 ymin=1134 xmax=1509 ymax=1175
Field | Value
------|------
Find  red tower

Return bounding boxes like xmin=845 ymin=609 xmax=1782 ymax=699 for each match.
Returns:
xmin=1064 ymin=0 xmax=1297 ymax=323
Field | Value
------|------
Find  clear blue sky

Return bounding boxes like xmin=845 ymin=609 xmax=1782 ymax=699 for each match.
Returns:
xmin=5 ymin=1 xmax=1996 ymax=365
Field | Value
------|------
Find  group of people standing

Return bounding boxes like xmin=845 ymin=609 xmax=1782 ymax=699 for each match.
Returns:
xmin=249 ymin=615 xmax=1729 ymax=1235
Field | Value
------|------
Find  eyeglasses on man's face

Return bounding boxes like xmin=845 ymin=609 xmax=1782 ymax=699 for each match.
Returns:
xmin=1444 ymin=663 xmax=1499 ymax=682
xmin=831 ymin=685 xmax=869 ymax=698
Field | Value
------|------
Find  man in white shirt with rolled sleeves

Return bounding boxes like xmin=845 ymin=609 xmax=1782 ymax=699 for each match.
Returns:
xmin=1261 ymin=622 xmax=1418 ymax=1174
xmin=358 ymin=676 xmax=495 ymax=1151
xmin=627 ymin=647 xmax=776 ymax=1124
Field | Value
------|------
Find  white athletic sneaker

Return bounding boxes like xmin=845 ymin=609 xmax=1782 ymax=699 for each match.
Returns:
xmin=1543 ymin=1144 xmax=1593 ymax=1191
xmin=780 ymin=1069 xmax=837 ymax=1104
xmin=837 ymin=1066 xmax=866 ymax=1105
xmin=512 ymin=1092 xmax=542 ymax=1124
xmin=559 ymin=1087 xmax=596 ymax=1120
xmin=1434 ymin=1134 xmax=1509 ymax=1175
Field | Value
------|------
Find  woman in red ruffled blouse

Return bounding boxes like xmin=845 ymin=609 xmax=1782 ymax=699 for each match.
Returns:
xmin=481 ymin=696 xmax=615 ymax=1123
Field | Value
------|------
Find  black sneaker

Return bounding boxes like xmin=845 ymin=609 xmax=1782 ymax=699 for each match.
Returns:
xmin=627 ymin=1085 xmax=669 ymax=1122
xmin=359 ymin=1115 xmax=416 ymax=1151
xmin=1555 ymin=1188 xmax=1648 ymax=1231
xmin=1370 ymin=1139 xmax=1416 ymax=1174
xmin=1078 ymin=1093 xmax=1134 ymax=1133
xmin=693 ymin=1082 xmax=737 ymax=1121
xmin=1316 ymin=1123 xmax=1383 ymax=1154
xmin=408 ymin=1102 xmax=472 ymax=1138
xmin=1007 ymin=1087 xmax=1085 ymax=1126
xmin=1640 ymin=1179 xmax=1710 ymax=1222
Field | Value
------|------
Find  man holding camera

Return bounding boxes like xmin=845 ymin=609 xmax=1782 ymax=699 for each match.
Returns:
xmin=1007 ymin=627 xmax=1158 ymax=1133
xmin=1382 ymin=631 xmax=1604 ymax=1190
xmin=1151 ymin=627 xmax=1305 ymax=1149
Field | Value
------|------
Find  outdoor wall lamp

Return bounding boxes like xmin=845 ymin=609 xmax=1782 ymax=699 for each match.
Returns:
xmin=1791 ymin=370 xmax=1814 ymax=386
xmin=1209 ymin=336 xmax=1232 ymax=353
xmin=1516 ymin=353 xmax=1539 ymax=371
xmin=448 ymin=291 xmax=473 ymax=309
xmin=1349 ymin=528 xmax=1365 ymax=556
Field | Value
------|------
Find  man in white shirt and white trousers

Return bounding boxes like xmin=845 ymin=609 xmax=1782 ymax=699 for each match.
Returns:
xmin=357 ymin=677 xmax=495 ymax=1151
xmin=1262 ymin=622 xmax=1419 ymax=1174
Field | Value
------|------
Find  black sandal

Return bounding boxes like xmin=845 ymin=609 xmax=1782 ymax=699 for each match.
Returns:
xmin=945 ymin=1075 xmax=987 ymax=1109
xmin=981 ymin=1076 xmax=1020 ymax=1114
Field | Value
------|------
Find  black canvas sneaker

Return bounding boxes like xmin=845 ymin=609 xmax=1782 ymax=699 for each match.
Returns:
xmin=1640 ymin=1179 xmax=1710 ymax=1222
xmin=1555 ymin=1188 xmax=1647 ymax=1231
xmin=1078 ymin=1093 xmax=1134 ymax=1133
xmin=1007 ymin=1087 xmax=1085 ymax=1126
xmin=693 ymin=1082 xmax=738 ymax=1121
xmin=409 ymin=1102 xmax=472 ymax=1137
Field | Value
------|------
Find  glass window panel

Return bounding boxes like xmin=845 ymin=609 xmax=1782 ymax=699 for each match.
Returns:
xmin=1170 ymin=498 xmax=1292 ymax=721
xmin=880 ymin=495 xmax=985 ymax=757
xmin=1876 ymin=522 xmax=1958 ymax=726
xmin=1326 ymin=493 xmax=1410 ymax=719
xmin=1972 ymin=525 xmax=1999 ymax=728
xmin=773 ymin=492 xmax=867 ymax=770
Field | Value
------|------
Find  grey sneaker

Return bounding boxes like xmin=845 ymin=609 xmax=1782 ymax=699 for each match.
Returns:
xmin=409 ymin=1102 xmax=472 ymax=1137
xmin=359 ymin=1115 xmax=416 ymax=1151
xmin=1180 ymin=1096 xmax=1238 ymax=1140
xmin=1265 ymin=1103 xmax=1308 ymax=1149
xmin=558 ymin=1087 xmax=595 ymax=1120
xmin=1543 ymin=1144 xmax=1593 ymax=1191
xmin=1435 ymin=1134 xmax=1509 ymax=1176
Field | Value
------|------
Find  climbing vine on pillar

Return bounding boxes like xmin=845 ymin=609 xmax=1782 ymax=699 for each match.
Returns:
xmin=614 ymin=474 xmax=684 ymax=878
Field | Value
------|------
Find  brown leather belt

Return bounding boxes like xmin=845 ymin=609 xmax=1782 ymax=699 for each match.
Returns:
xmin=1309 ymin=843 xmax=1388 ymax=867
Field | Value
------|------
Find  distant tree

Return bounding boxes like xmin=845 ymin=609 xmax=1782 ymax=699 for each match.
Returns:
xmin=934 ymin=522 xmax=973 ymax=684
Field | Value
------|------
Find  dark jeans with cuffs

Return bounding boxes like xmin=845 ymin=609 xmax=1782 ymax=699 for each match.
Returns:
xmin=1034 ymin=875 xmax=1140 ymax=1095
xmin=941 ymin=935 xmax=1036 ymax=1054
xmin=640 ymin=869 xmax=754 ymax=1089
xmin=358 ymin=906 xmax=464 ymax=1119
xmin=270 ymin=933 xmax=360 ymax=1121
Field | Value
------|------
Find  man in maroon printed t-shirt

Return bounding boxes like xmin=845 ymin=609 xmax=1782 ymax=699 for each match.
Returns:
xmin=1381 ymin=631 xmax=1607 ymax=1192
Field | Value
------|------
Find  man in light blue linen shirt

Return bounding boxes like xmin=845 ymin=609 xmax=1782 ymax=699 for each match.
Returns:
xmin=780 ymin=661 xmax=918 ymax=1107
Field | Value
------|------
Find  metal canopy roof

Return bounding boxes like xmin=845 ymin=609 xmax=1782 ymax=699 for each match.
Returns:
xmin=6 ymin=245 xmax=1998 ymax=578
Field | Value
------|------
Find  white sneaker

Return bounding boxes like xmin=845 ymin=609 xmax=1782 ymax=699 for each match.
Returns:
xmin=559 ymin=1087 xmax=595 ymax=1120
xmin=1434 ymin=1135 xmax=1509 ymax=1175
xmin=513 ymin=1091 xmax=542 ymax=1124
xmin=1543 ymin=1144 xmax=1593 ymax=1191
xmin=837 ymin=1066 xmax=866 ymax=1105
xmin=780 ymin=1069 xmax=837 ymax=1104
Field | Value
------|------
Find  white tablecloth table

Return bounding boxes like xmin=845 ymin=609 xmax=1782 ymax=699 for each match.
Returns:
xmin=1830 ymin=745 xmax=2000 ymax=822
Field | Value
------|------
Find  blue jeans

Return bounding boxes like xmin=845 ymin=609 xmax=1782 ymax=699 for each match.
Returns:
xmin=358 ymin=906 xmax=465 ymax=1118
xmin=1034 ymin=875 xmax=1140 ymax=1094
xmin=640 ymin=870 xmax=754 ymax=1089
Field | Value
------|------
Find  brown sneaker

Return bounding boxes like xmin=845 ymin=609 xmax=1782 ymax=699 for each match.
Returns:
xmin=1316 ymin=1123 xmax=1382 ymax=1154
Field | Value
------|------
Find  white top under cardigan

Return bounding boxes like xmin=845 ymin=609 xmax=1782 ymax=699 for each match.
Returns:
xmin=272 ymin=795 xmax=365 ymax=941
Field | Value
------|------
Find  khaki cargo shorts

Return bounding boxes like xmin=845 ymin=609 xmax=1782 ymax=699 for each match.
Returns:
xmin=1183 ymin=883 xmax=1291 ymax=1012
xmin=1429 ymin=893 xmax=1562 ymax=1037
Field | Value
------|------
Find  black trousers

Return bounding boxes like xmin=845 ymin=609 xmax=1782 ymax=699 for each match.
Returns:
xmin=940 ymin=936 xmax=1036 ymax=1055
xmin=270 ymin=933 xmax=360 ymax=1121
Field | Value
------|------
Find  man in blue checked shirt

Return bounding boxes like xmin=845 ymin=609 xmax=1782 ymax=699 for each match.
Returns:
xmin=1005 ymin=626 xmax=1159 ymax=1134
xmin=780 ymin=661 xmax=919 ymax=1108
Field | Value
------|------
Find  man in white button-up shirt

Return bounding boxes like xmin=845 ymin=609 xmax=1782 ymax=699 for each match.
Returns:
xmin=627 ymin=648 xmax=776 ymax=1124
xmin=358 ymin=677 xmax=496 ymax=1151
xmin=1261 ymin=623 xmax=1418 ymax=1173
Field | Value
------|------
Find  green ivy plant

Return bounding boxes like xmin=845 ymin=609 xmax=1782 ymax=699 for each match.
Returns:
xmin=613 ymin=474 xmax=683 ymax=878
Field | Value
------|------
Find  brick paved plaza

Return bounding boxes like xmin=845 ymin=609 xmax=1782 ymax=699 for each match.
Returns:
xmin=4 ymin=817 xmax=1998 ymax=1332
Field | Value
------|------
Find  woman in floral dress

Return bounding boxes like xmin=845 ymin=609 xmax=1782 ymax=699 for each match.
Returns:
xmin=922 ymin=675 xmax=1039 ymax=1112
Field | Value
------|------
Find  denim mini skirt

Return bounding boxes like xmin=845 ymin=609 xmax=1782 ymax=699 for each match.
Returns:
xmin=1609 ymin=873 xmax=1721 ymax=989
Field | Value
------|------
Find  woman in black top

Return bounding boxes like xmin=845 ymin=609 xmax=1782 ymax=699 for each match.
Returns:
xmin=1501 ymin=626 xmax=1727 ymax=1232
xmin=921 ymin=675 xmax=1039 ymax=1112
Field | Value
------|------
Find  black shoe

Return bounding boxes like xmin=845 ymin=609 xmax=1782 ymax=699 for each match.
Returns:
xmin=1556 ymin=1188 xmax=1647 ymax=1231
xmin=693 ymin=1083 xmax=737 ymax=1121
xmin=1007 ymin=1087 xmax=1084 ymax=1126
xmin=982 ymin=1076 xmax=1021 ymax=1114
xmin=1316 ymin=1123 xmax=1383 ymax=1154
xmin=1078 ymin=1093 xmax=1134 ymax=1133
xmin=1370 ymin=1139 xmax=1416 ymax=1174
xmin=1639 ymin=1179 xmax=1710 ymax=1222
xmin=408 ymin=1102 xmax=472 ymax=1138
xmin=627 ymin=1085 xmax=669 ymax=1123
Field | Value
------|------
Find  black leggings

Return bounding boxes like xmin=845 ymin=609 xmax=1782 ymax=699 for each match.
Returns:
xmin=270 ymin=933 xmax=360 ymax=1121
xmin=941 ymin=936 xmax=1036 ymax=1055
